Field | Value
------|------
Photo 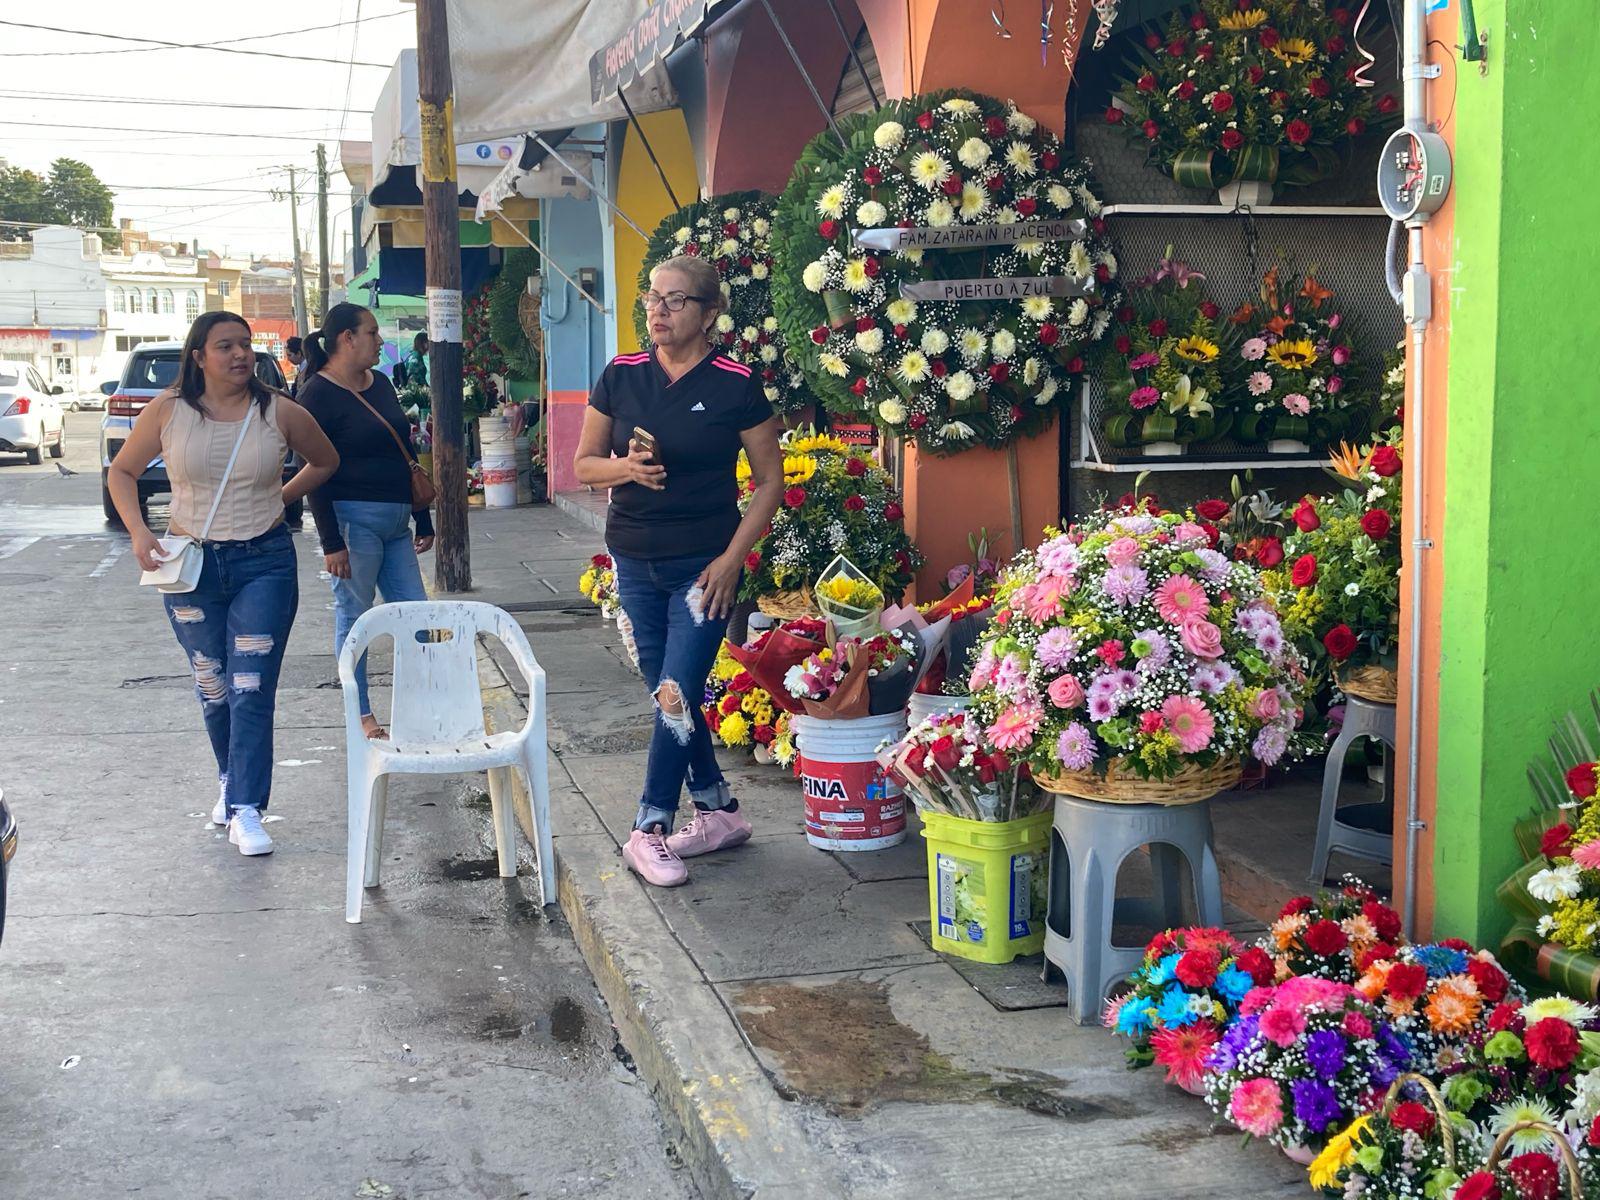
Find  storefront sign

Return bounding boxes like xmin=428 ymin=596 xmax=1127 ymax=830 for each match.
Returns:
xmin=852 ymin=219 xmax=1085 ymax=252
xmin=589 ymin=0 xmax=736 ymax=103
xmin=898 ymin=276 xmax=1096 ymax=303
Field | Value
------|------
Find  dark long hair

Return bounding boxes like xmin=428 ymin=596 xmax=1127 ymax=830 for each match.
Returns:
xmin=177 ymin=311 xmax=277 ymax=415
xmin=303 ymin=302 xmax=371 ymax=374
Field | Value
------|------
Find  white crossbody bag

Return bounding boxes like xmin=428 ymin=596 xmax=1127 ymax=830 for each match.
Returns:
xmin=139 ymin=406 xmax=257 ymax=594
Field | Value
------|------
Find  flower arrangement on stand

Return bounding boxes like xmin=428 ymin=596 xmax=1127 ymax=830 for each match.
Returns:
xmin=1103 ymin=926 xmax=1277 ymax=1091
xmin=1231 ymin=267 xmax=1369 ymax=452
xmin=737 ymin=429 xmax=922 ymax=608
xmin=968 ymin=505 xmax=1309 ymax=800
xmin=1097 ymin=255 xmax=1238 ymax=455
xmin=635 ymin=191 xmax=813 ymax=418
xmin=704 ymin=638 xmax=796 ymax=768
xmin=1107 ymin=0 xmax=1398 ymax=205
xmin=771 ymin=90 xmax=1121 ymax=454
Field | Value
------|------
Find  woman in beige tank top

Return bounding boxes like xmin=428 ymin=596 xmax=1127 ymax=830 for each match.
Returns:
xmin=108 ymin=312 xmax=338 ymax=857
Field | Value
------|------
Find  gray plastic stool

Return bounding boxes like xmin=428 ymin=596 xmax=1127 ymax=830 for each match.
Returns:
xmin=1309 ymin=696 xmax=1396 ymax=883
xmin=1042 ymin=794 xmax=1223 ymax=1024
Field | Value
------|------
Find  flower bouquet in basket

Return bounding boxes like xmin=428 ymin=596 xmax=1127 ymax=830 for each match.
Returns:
xmin=1267 ymin=878 xmax=1405 ymax=986
xmin=968 ymin=505 xmax=1309 ymax=803
xmin=1307 ymin=1073 xmax=1475 ymax=1199
xmin=881 ymin=709 xmax=1046 ymax=824
xmin=1205 ymin=975 xmax=1415 ymax=1162
xmin=1096 ymin=255 xmax=1238 ymax=454
xmin=1103 ymin=926 xmax=1276 ymax=1092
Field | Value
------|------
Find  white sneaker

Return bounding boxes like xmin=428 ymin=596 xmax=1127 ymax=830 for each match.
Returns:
xmin=211 ymin=783 xmax=228 ymax=827
xmin=228 ymin=808 xmax=274 ymax=856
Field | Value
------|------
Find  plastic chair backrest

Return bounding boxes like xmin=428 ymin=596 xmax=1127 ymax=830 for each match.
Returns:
xmin=346 ymin=601 xmax=495 ymax=746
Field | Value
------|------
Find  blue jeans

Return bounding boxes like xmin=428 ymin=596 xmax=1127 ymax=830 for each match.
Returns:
xmin=611 ymin=551 xmax=737 ymax=834
xmin=163 ymin=524 xmax=298 ymax=815
xmin=331 ymin=500 xmax=428 ymax=717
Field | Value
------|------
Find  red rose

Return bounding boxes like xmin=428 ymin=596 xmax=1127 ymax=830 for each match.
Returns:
xmin=1176 ymin=79 xmax=1197 ymax=101
xmin=1114 ymin=334 xmax=1133 ymax=355
xmin=1369 ymin=445 xmax=1402 ymax=476
xmin=986 ymin=173 xmax=1006 ymax=191
xmin=590 ymin=553 xmax=610 ymax=567
xmin=884 ymin=502 xmax=904 ymax=521
xmin=988 ymin=362 xmax=1010 ymax=383
xmin=1454 ymin=1173 xmax=1501 ymax=1200
xmin=893 ymin=323 xmax=907 ymax=339
xmin=1286 ymin=119 xmax=1313 ymax=146
xmin=1540 ymin=822 xmax=1574 ymax=859
xmin=844 ymin=457 xmax=867 ymax=477
xmin=1196 ymin=43 xmax=1215 ymax=61
xmin=1360 ymin=509 xmax=1392 ymax=540
xmin=753 ymin=723 xmax=775 ymax=745
xmin=1468 ymin=959 xmax=1510 ymax=1003
xmin=1346 ymin=118 xmax=1366 ymax=136
xmin=1189 ymin=12 xmax=1208 ymax=30
xmin=862 ymin=255 xmax=881 ymax=277
xmin=1200 ymin=301 xmax=1221 ymax=320
xmin=1247 ymin=65 xmax=1266 ymax=86
xmin=1378 ymin=93 xmax=1400 ymax=114
xmin=1385 ymin=962 xmax=1428 ymax=1001
xmin=1166 ymin=39 xmax=1187 ymax=57
xmin=929 ymin=734 xmax=960 ymax=771
xmin=784 ymin=486 xmax=807 ymax=508
xmin=1016 ymin=197 xmax=1038 ymax=217
xmin=1117 ymin=305 xmax=1135 ymax=323
xmin=985 ymin=116 xmax=1008 ymax=138
xmin=1389 ymin=1101 xmax=1436 ymax=1137
xmin=1292 ymin=500 xmax=1321 ymax=532
xmin=1440 ymin=937 xmax=1473 ymax=951
xmin=1258 ymin=27 xmax=1280 ymax=48
xmin=1332 ymin=7 xmax=1352 ymax=26
xmin=1507 ymin=1152 xmax=1562 ymax=1200
xmin=744 ymin=551 xmax=761 ymax=570
xmin=1041 ymin=150 xmax=1059 ymax=170
xmin=1038 ymin=323 xmax=1060 ymax=346
xmin=1255 ymin=536 xmax=1284 ymax=568
xmin=1290 ymin=554 xmax=1318 ymax=589
xmin=1486 ymin=1001 xmax=1524 ymax=1034
xmin=1199 ymin=522 xmax=1220 ymax=548
xmin=719 ymin=694 xmax=740 ymax=716
xmin=1220 ymin=129 xmax=1244 ymax=151
xmin=843 ymin=494 xmax=866 ymax=512
xmin=1143 ymin=119 xmax=1160 ymax=140
xmin=1105 ymin=106 xmax=1124 ymax=125
xmin=730 ymin=670 xmax=755 ymax=695
xmin=811 ymin=325 xmax=829 ymax=345
xmin=940 ymin=174 xmax=964 ymax=197
xmin=930 ymin=359 xmax=948 ymax=377
xmin=1356 ymin=943 xmax=1397 ymax=973
xmin=1195 ymin=499 xmax=1230 ymax=522
xmin=1236 ymin=946 xmax=1276 ymax=986
xmin=1323 ymin=624 xmax=1358 ymax=661
xmin=854 ymin=316 xmax=875 ymax=333
xmin=1175 ymin=946 xmax=1221 ymax=989
xmin=1009 ymin=404 xmax=1024 ymax=424
xmin=1527 ymin=1016 xmax=1581 ymax=1070
xmin=1067 ymin=356 xmax=1085 ymax=373
xmin=1136 ymin=72 xmax=1158 ymax=93
xmin=1145 ymin=32 xmax=1163 ymax=50
xmin=916 ymin=110 xmax=935 ymax=130
xmin=1362 ymin=899 xmax=1403 ymax=944
xmin=818 ymin=219 xmax=838 ymax=239
xmin=1306 ymin=77 xmax=1331 ymax=100
xmin=848 ymin=377 xmax=868 ymax=397
xmin=1148 ymin=318 xmax=1169 ymax=337
xmin=1211 ymin=91 xmax=1235 ymax=114
xmin=863 ymin=165 xmax=883 ymax=185
xmin=1567 ymin=762 xmax=1599 ymax=799
xmin=1303 ymin=919 xmax=1348 ymax=957
xmin=1326 ymin=35 xmax=1346 ymax=56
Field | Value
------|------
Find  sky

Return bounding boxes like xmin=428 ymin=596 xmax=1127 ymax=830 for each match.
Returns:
xmin=0 ymin=3 xmax=419 ymax=261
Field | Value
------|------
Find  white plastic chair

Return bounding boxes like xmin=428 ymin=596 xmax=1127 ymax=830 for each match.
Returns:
xmin=338 ymin=600 xmax=554 ymax=923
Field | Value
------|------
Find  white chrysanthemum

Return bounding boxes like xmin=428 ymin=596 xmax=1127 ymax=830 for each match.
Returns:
xmin=886 ymin=298 xmax=917 ymax=325
xmin=751 ymin=263 xmax=769 ymax=280
xmin=802 ymin=261 xmax=828 ymax=292
xmin=854 ymin=328 xmax=884 ymax=355
xmin=715 ymin=314 xmax=736 ymax=333
xmin=717 ymin=239 xmax=739 ymax=259
xmin=958 ymin=182 xmax=990 ymax=220
xmin=993 ymin=206 xmax=1019 ymax=225
xmin=816 ymin=184 xmax=848 ymax=218
xmin=741 ymin=326 xmax=759 ymax=344
xmin=720 ymin=280 xmax=732 ymax=297
xmin=1521 ymin=996 xmax=1600 ymax=1025
xmin=1005 ymin=142 xmax=1038 ymax=176
xmin=1099 ymin=250 xmax=1118 ymax=275
xmin=874 ymin=120 xmax=905 ymax=150
xmin=759 ymin=345 xmax=779 ymax=363
xmin=1035 ymin=376 xmax=1060 ymax=405
xmin=762 ymin=316 xmax=778 ymax=332
xmin=958 ymin=328 xmax=987 ymax=362
xmin=1047 ymin=184 xmax=1074 ymax=210
xmin=1529 ymin=863 xmax=1584 ymax=903
xmin=910 ymin=151 xmax=952 ymax=189
xmin=920 ymin=329 xmax=950 ymax=356
xmin=937 ymin=420 xmax=976 ymax=440
xmin=896 ymin=351 xmax=930 ymax=383
xmin=942 ymin=98 xmax=980 ymax=115
xmin=842 ymin=259 xmax=872 ymax=292
xmin=818 ymin=352 xmax=849 ymax=378
xmin=856 ymin=200 xmax=888 ymax=227
xmin=1068 ymin=299 xmax=1090 ymax=327
xmin=925 ymin=199 xmax=955 ymax=228
xmin=1489 ymin=1098 xmax=1562 ymax=1154
xmin=1076 ymin=185 xmax=1103 ymax=216
xmin=990 ymin=329 xmax=1017 ymax=359
xmin=1068 ymin=241 xmax=1093 ymax=278
xmin=673 ymin=226 xmax=692 ymax=244
xmin=1022 ymin=357 xmax=1042 ymax=386
xmin=957 ymin=137 xmax=992 ymax=169
xmin=1091 ymin=309 xmax=1111 ymax=338
xmin=723 ymin=207 xmax=740 ymax=220
xmin=878 ymin=398 xmax=907 ymax=425
xmin=902 ymin=247 xmax=925 ymax=265
xmin=1016 ymin=238 xmax=1044 ymax=258
xmin=945 ymin=370 xmax=977 ymax=403
xmin=1007 ymin=108 xmax=1037 ymax=135
xmin=752 ymin=217 xmax=770 ymax=237
xmin=1022 ymin=294 xmax=1054 ymax=320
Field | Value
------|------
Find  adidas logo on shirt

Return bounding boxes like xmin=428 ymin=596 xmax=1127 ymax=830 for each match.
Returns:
xmin=691 ymin=402 xmax=706 ymax=411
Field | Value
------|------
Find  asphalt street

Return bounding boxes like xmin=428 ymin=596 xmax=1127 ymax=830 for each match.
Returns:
xmin=0 ymin=414 xmax=696 ymax=1199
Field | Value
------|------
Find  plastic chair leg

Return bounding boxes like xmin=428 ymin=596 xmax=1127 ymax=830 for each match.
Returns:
xmin=364 ymin=774 xmax=389 ymax=889
xmin=346 ymin=760 xmax=372 ymax=925
xmin=1069 ymin=849 xmax=1108 ymax=1025
xmin=522 ymin=741 xmax=556 ymax=907
xmin=1197 ymin=837 xmax=1224 ymax=927
xmin=1311 ymin=721 xmax=1359 ymax=884
xmin=487 ymin=766 xmax=517 ymax=879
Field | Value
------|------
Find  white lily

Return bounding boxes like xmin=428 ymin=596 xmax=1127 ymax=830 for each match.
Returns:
xmin=1164 ymin=375 xmax=1213 ymax=419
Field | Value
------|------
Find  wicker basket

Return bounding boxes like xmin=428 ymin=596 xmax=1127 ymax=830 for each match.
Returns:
xmin=1483 ymin=1120 xmax=1583 ymax=1200
xmin=1034 ymin=758 xmax=1243 ymax=806
xmin=1338 ymin=664 xmax=1398 ymax=705
xmin=756 ymin=588 xmax=819 ymax=620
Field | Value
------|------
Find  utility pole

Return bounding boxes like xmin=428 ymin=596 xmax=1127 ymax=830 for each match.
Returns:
xmin=287 ymin=166 xmax=309 ymax=338
xmin=316 ymin=143 xmax=331 ymax=325
xmin=416 ymin=0 xmax=470 ymax=592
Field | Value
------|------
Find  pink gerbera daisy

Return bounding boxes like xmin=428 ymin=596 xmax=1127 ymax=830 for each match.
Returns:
xmin=1150 ymin=1021 xmax=1221 ymax=1092
xmin=1572 ymin=840 xmax=1600 ymax=871
xmin=1154 ymin=573 xmax=1209 ymax=624
xmin=987 ymin=701 xmax=1042 ymax=751
xmin=1229 ymin=1077 xmax=1284 ymax=1137
xmin=1161 ymin=695 xmax=1216 ymax=754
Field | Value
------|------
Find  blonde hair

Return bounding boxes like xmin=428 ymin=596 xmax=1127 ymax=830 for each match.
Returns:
xmin=650 ymin=255 xmax=728 ymax=334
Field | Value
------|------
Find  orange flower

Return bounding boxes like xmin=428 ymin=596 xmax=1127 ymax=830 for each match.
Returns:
xmin=1385 ymin=993 xmax=1419 ymax=1020
xmin=1355 ymin=961 xmax=1392 ymax=1003
xmin=1342 ymin=914 xmax=1379 ymax=955
xmin=1425 ymin=978 xmax=1484 ymax=1035
xmin=1272 ymin=912 xmax=1308 ymax=951
xmin=1327 ymin=441 xmax=1368 ymax=482
xmin=1229 ymin=301 xmax=1257 ymax=326
xmin=1298 ymin=275 xmax=1335 ymax=308
xmin=1264 ymin=314 xmax=1292 ymax=336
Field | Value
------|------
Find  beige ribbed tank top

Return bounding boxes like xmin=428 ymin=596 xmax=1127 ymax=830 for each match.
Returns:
xmin=161 ymin=394 xmax=290 ymax=541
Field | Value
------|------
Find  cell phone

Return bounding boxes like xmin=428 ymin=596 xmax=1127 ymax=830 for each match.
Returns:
xmin=631 ymin=426 xmax=658 ymax=460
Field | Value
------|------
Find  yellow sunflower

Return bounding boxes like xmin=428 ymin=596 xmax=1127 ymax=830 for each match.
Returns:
xmin=1218 ymin=7 xmax=1268 ymax=30
xmin=1267 ymin=338 xmax=1318 ymax=369
xmin=1174 ymin=336 xmax=1220 ymax=362
xmin=782 ymin=454 xmax=818 ymax=485
xmin=1272 ymin=37 xmax=1317 ymax=65
xmin=787 ymin=432 xmax=849 ymax=456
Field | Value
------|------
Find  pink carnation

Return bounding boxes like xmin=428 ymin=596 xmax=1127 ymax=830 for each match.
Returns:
xmin=1240 ymin=986 xmax=1276 ymax=1016
xmin=1161 ymin=695 xmax=1215 ymax=754
xmin=1229 ymin=1078 xmax=1284 ymax=1137
xmin=1342 ymin=1011 xmax=1373 ymax=1039
xmin=1105 ymin=537 xmax=1142 ymax=568
xmin=1154 ymin=574 xmax=1209 ymax=624
xmin=1179 ymin=618 xmax=1224 ymax=660
xmin=1259 ymin=1004 xmax=1307 ymax=1047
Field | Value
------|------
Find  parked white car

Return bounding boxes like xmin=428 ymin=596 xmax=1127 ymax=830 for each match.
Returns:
xmin=69 ymin=382 xmax=115 ymax=413
xmin=0 ymin=361 xmax=67 ymax=464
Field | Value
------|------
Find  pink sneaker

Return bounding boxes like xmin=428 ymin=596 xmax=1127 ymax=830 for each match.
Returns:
xmin=666 ymin=807 xmax=752 ymax=859
xmin=623 ymin=829 xmax=688 ymax=887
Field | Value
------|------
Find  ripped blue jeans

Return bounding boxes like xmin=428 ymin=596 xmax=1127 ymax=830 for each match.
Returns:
xmin=163 ymin=524 xmax=299 ymax=816
xmin=610 ymin=551 xmax=735 ymax=834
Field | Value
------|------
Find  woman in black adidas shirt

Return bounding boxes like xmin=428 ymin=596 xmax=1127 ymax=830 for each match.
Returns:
xmin=575 ymin=256 xmax=783 ymax=888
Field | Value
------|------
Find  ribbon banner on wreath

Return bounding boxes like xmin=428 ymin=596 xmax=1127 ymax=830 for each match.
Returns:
xmin=772 ymin=89 xmax=1123 ymax=455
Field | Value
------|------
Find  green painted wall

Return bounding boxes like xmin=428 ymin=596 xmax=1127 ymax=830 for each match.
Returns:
xmin=1434 ymin=0 xmax=1600 ymax=942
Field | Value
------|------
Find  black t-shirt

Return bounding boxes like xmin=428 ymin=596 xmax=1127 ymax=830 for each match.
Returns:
xmin=298 ymin=370 xmax=435 ymax=554
xmin=589 ymin=349 xmax=772 ymax=560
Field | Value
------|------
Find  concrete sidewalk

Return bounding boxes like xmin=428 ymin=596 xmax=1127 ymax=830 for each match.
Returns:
xmin=460 ymin=499 xmax=1358 ymax=1199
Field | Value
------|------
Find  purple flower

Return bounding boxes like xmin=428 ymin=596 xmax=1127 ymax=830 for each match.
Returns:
xmin=1377 ymin=1025 xmax=1412 ymax=1067
xmin=945 ymin=563 xmax=973 ymax=590
xmin=1255 ymin=628 xmax=1284 ymax=658
xmin=1234 ymin=603 xmax=1273 ymax=636
xmin=1190 ymin=664 xmax=1234 ymax=695
xmin=1102 ymin=564 xmax=1148 ymax=607
xmin=1192 ymin=548 xmax=1231 ymax=585
xmin=1056 ymin=722 xmax=1097 ymax=770
xmin=1210 ymin=1014 xmax=1260 ymax=1073
xmin=1252 ymin=724 xmax=1289 ymax=766
xmin=1110 ymin=515 xmax=1157 ymax=534
xmin=1304 ymin=1029 xmax=1348 ymax=1080
xmin=1036 ymin=627 xmax=1080 ymax=670
xmin=1113 ymin=669 xmax=1141 ymax=697
xmin=1290 ymin=1077 xmax=1342 ymax=1134
xmin=1132 ymin=629 xmax=1171 ymax=673
xmin=1088 ymin=691 xmax=1118 ymax=722
xmin=1037 ymin=536 xmax=1079 ymax=577
xmin=994 ymin=653 xmax=1029 ymax=701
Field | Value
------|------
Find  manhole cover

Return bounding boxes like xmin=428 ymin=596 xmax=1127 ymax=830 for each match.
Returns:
xmin=0 ymin=573 xmax=46 ymax=585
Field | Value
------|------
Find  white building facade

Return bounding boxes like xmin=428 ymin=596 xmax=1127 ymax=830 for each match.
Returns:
xmin=0 ymin=225 xmax=111 ymax=392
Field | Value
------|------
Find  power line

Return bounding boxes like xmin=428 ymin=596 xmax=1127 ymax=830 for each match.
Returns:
xmin=0 ymin=119 xmax=331 ymax=142
xmin=0 ymin=18 xmax=395 ymax=67
xmin=337 ymin=0 xmax=368 ymax=144
xmin=0 ymin=90 xmax=369 ymax=115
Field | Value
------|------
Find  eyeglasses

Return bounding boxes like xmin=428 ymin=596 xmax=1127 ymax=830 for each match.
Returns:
xmin=638 ymin=290 xmax=711 ymax=312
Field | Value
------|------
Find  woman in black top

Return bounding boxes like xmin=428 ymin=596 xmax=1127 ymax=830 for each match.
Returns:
xmin=299 ymin=303 xmax=434 ymax=738
xmin=574 ymin=255 xmax=783 ymax=887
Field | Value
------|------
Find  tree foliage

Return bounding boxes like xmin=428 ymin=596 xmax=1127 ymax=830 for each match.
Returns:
xmin=488 ymin=247 xmax=540 ymax=381
xmin=0 ymin=159 xmax=119 ymax=247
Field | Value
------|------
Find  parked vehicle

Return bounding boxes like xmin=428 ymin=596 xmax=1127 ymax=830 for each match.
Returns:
xmin=0 ymin=788 xmax=15 ymax=948
xmin=69 ymin=381 xmax=115 ymax=413
xmin=0 ymin=360 xmax=67 ymax=465
xmin=100 ymin=343 xmax=302 ymax=526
